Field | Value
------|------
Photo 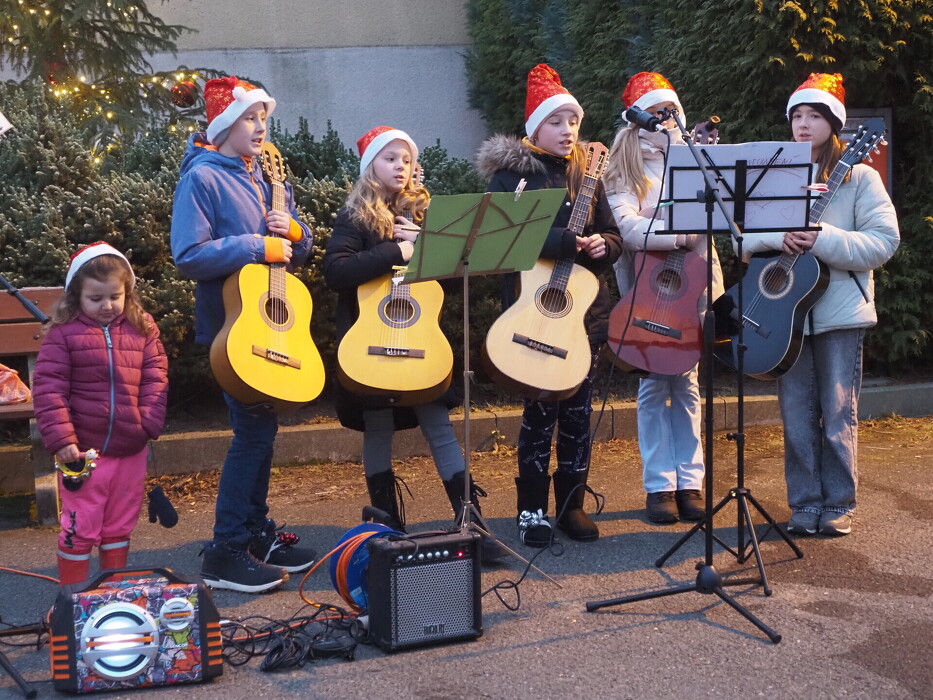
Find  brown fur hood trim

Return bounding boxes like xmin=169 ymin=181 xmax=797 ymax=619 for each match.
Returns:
xmin=474 ymin=134 xmax=547 ymax=179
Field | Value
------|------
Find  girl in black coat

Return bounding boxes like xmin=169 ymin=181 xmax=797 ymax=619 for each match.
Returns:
xmin=475 ymin=65 xmax=622 ymax=547
xmin=324 ymin=127 xmax=503 ymax=560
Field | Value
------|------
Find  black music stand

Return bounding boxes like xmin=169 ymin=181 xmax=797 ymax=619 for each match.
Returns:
xmin=586 ymin=115 xmax=812 ymax=642
xmin=405 ymin=189 xmax=566 ymax=582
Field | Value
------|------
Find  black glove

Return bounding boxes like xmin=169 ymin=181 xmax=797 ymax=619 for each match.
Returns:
xmin=147 ymin=486 xmax=178 ymax=528
xmin=711 ymin=294 xmax=741 ymax=339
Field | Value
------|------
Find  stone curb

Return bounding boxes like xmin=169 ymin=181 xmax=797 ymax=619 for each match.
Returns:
xmin=2 ymin=381 xmax=930 ymax=494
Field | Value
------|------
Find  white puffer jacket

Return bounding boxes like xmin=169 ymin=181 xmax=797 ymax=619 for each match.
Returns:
xmin=739 ymin=163 xmax=899 ymax=334
xmin=606 ymin=129 xmax=724 ymax=320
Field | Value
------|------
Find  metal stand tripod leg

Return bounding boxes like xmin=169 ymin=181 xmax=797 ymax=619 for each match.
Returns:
xmin=456 ymin=261 xmax=561 ymax=587
xmin=0 ymin=624 xmax=42 ymax=699
xmin=0 ymin=650 xmax=37 ymax=699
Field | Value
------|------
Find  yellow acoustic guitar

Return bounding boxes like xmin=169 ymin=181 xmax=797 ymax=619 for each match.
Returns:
xmin=337 ymin=267 xmax=453 ymax=407
xmin=209 ymin=142 xmax=325 ymax=412
xmin=482 ymin=143 xmax=608 ymax=401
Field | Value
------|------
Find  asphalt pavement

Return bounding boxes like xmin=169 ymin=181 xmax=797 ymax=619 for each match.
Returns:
xmin=0 ymin=416 xmax=931 ymax=699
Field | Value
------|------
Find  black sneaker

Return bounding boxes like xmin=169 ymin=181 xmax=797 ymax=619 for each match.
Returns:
xmin=200 ymin=542 xmax=287 ymax=593
xmin=646 ymin=491 xmax=679 ymax=524
xmin=248 ymin=519 xmax=317 ymax=573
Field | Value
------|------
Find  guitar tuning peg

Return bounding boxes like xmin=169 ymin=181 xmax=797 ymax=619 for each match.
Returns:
xmin=866 ymin=155 xmax=874 ymax=163
xmin=880 ymin=138 xmax=888 ymax=147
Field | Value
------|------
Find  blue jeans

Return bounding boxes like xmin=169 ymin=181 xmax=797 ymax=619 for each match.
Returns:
xmin=778 ymin=328 xmax=864 ymax=517
xmin=517 ymin=352 xmax=598 ymax=477
xmin=362 ymin=401 xmax=464 ymax=481
xmin=213 ymin=393 xmax=278 ymax=547
xmin=637 ymin=367 xmax=705 ymax=493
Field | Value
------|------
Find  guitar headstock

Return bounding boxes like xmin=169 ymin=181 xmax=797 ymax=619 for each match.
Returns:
xmin=690 ymin=116 xmax=721 ymax=145
xmin=585 ymin=142 xmax=610 ymax=180
xmin=261 ymin=142 xmax=286 ymax=184
xmin=841 ymin=117 xmax=887 ymax=167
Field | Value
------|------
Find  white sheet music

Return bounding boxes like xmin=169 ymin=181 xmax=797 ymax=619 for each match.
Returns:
xmin=665 ymin=141 xmax=813 ymax=233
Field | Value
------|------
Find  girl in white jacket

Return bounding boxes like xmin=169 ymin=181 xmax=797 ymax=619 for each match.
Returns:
xmin=740 ymin=73 xmax=899 ymax=536
xmin=604 ymin=72 xmax=724 ymax=525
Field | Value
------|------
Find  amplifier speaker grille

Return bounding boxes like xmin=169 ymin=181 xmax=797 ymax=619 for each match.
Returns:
xmin=367 ymin=530 xmax=482 ymax=652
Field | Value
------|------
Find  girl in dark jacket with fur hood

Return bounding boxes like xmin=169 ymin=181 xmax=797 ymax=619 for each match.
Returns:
xmin=475 ymin=64 xmax=622 ymax=547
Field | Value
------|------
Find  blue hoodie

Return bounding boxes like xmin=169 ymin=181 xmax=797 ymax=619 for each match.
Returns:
xmin=171 ymin=133 xmax=313 ymax=345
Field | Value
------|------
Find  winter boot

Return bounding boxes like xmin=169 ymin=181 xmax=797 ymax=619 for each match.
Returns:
xmin=365 ymin=469 xmax=407 ymax=533
xmin=443 ymin=471 xmax=507 ymax=563
xmin=57 ymin=547 xmax=92 ymax=587
xmin=98 ymin=537 xmax=129 ymax=571
xmin=553 ymin=470 xmax=600 ymax=542
xmin=515 ymin=473 xmax=554 ymax=548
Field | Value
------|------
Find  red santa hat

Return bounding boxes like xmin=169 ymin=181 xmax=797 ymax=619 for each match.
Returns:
xmin=524 ymin=64 xmax=583 ymax=138
xmin=65 ymin=241 xmax=135 ymax=291
xmin=203 ymin=76 xmax=276 ymax=145
xmin=357 ymin=126 xmax=419 ymax=176
xmin=621 ymin=72 xmax=685 ymax=125
xmin=786 ymin=73 xmax=846 ymax=131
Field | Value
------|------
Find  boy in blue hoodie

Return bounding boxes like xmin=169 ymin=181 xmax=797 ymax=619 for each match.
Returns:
xmin=171 ymin=76 xmax=317 ymax=593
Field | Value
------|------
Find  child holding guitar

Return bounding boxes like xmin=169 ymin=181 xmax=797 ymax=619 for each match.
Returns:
xmin=603 ymin=72 xmax=724 ymax=525
xmin=323 ymin=126 xmax=504 ymax=562
xmin=171 ymin=76 xmax=318 ymax=593
xmin=739 ymin=74 xmax=899 ymax=536
xmin=475 ymin=64 xmax=622 ymax=547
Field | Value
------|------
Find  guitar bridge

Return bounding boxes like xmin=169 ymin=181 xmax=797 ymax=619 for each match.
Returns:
xmin=740 ymin=316 xmax=771 ymax=338
xmin=252 ymin=345 xmax=301 ymax=368
xmin=511 ymin=333 xmax=569 ymax=359
xmin=368 ymin=346 xmax=426 ymax=358
xmin=633 ymin=318 xmax=682 ymax=340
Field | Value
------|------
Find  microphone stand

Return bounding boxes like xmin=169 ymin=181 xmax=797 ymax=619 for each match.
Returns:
xmin=585 ymin=110 xmax=781 ymax=643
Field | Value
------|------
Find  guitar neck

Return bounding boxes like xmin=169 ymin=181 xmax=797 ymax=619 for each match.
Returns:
xmin=808 ymin=159 xmax=851 ymax=224
xmin=566 ymin=174 xmax=599 ymax=237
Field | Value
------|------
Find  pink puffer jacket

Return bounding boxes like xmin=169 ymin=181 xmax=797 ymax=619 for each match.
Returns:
xmin=33 ymin=312 xmax=169 ymax=457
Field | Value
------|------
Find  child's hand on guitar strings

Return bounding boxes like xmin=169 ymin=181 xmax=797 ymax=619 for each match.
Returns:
xmin=393 ymin=215 xmax=420 ymax=243
xmin=265 ymin=209 xmax=291 ymax=236
xmin=783 ymin=228 xmax=819 ymax=254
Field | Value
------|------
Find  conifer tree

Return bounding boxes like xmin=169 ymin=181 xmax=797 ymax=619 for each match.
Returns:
xmin=0 ymin=0 xmax=208 ymax=148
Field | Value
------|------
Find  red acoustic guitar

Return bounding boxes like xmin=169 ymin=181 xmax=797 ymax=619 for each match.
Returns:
xmin=606 ymin=119 xmax=719 ymax=375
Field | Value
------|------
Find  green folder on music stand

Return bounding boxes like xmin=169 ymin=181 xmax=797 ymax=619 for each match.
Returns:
xmin=403 ymin=189 xmax=567 ymax=282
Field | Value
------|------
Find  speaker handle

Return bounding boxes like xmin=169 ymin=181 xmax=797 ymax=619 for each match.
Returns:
xmin=70 ymin=566 xmax=197 ymax=592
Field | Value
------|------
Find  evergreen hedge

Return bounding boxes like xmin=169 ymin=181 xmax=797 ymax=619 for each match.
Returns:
xmin=466 ymin=0 xmax=933 ymax=373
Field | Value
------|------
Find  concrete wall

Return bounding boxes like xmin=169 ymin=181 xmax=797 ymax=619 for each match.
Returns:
xmin=150 ymin=1 xmax=489 ymax=160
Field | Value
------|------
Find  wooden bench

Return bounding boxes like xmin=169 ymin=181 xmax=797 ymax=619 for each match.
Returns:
xmin=0 ymin=286 xmax=63 ymax=524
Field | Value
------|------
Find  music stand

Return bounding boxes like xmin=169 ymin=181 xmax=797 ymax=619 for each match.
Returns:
xmin=657 ymin=138 xmax=814 ymax=590
xmin=586 ymin=116 xmax=812 ymax=642
xmin=405 ymin=189 xmax=567 ymax=582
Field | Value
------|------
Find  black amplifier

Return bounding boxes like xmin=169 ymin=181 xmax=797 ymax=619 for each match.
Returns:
xmin=366 ymin=529 xmax=482 ymax=652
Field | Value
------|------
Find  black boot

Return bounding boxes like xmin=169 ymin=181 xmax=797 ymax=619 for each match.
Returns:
xmin=553 ymin=470 xmax=600 ymax=542
xmin=443 ymin=471 xmax=507 ymax=563
xmin=365 ymin=469 xmax=407 ymax=533
xmin=515 ymin=473 xmax=554 ymax=548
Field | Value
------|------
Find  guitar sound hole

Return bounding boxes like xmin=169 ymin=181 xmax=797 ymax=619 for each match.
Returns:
xmin=656 ymin=269 xmax=682 ymax=296
xmin=264 ymin=297 xmax=289 ymax=325
xmin=762 ymin=267 xmax=790 ymax=295
xmin=537 ymin=287 xmax=571 ymax=317
xmin=384 ymin=299 xmax=416 ymax=324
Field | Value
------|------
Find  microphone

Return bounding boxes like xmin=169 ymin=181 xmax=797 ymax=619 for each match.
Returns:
xmin=623 ymin=106 xmax=665 ymax=132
